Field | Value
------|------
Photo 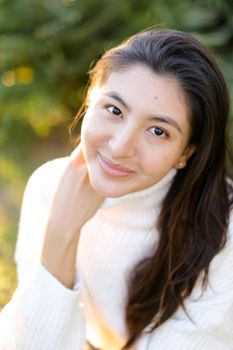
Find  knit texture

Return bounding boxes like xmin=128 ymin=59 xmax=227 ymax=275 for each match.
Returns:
xmin=0 ymin=155 xmax=233 ymax=349
xmin=77 ymin=167 xmax=176 ymax=349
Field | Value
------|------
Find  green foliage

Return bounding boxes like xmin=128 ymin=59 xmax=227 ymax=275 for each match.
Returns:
xmin=0 ymin=0 xmax=233 ymax=306
xmin=0 ymin=0 xmax=232 ymax=144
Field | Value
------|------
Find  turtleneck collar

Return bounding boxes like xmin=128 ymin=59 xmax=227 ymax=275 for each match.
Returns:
xmin=101 ymin=168 xmax=176 ymax=207
xmin=97 ymin=168 xmax=177 ymax=230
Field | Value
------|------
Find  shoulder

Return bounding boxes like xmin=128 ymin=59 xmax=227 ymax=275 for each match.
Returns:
xmin=23 ymin=156 xmax=70 ymax=203
xmin=205 ymin=207 xmax=233 ymax=290
xmin=28 ymin=157 xmax=70 ymax=186
xmin=28 ymin=156 xmax=69 ymax=183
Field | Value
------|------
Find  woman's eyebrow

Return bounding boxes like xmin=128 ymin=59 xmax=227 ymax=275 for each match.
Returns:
xmin=147 ymin=115 xmax=182 ymax=134
xmin=103 ymin=91 xmax=182 ymax=134
xmin=103 ymin=91 xmax=130 ymax=111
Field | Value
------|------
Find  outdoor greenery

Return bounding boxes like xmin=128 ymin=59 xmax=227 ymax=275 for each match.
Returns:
xmin=0 ymin=0 xmax=232 ymax=308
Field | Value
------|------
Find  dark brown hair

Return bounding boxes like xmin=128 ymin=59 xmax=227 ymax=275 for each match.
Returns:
xmin=73 ymin=29 xmax=233 ymax=348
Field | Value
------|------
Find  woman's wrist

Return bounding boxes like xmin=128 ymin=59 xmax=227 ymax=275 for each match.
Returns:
xmin=41 ymin=230 xmax=80 ymax=289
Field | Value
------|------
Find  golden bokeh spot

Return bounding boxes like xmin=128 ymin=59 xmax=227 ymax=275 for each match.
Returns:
xmin=1 ymin=70 xmax=16 ymax=87
xmin=16 ymin=66 xmax=34 ymax=84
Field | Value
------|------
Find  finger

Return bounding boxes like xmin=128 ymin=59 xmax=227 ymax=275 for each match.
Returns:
xmin=70 ymin=143 xmax=86 ymax=167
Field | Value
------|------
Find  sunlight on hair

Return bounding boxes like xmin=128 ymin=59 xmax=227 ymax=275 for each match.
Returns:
xmin=88 ymin=86 xmax=103 ymax=105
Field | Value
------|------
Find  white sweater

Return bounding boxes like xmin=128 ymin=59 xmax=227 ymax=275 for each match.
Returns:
xmin=1 ymin=156 xmax=233 ymax=350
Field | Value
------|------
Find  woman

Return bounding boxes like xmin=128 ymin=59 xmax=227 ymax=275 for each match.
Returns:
xmin=0 ymin=28 xmax=233 ymax=350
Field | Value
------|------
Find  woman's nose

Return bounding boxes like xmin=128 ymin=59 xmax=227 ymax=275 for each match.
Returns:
xmin=108 ymin=125 xmax=138 ymax=159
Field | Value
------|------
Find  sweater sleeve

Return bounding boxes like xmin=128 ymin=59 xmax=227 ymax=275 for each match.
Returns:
xmin=137 ymin=212 xmax=233 ymax=350
xmin=15 ymin=158 xmax=68 ymax=285
xmin=0 ymin=265 xmax=86 ymax=350
xmin=0 ymin=158 xmax=86 ymax=350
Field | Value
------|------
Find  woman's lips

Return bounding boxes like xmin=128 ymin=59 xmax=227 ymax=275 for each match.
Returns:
xmin=98 ymin=153 xmax=136 ymax=177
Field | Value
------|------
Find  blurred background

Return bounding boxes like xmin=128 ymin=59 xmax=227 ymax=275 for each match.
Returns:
xmin=0 ymin=0 xmax=232 ymax=309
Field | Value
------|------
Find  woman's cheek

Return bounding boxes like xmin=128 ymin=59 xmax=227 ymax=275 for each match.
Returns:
xmin=81 ymin=117 xmax=105 ymax=156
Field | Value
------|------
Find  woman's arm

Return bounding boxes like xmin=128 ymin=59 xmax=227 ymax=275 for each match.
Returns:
xmin=0 ymin=265 xmax=86 ymax=350
xmin=41 ymin=146 xmax=103 ymax=288
xmin=0 ymin=146 xmax=103 ymax=349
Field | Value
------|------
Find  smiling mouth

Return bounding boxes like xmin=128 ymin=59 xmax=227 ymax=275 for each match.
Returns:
xmin=98 ymin=153 xmax=136 ymax=177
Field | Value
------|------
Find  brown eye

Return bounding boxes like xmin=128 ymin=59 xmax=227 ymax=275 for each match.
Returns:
xmin=108 ymin=105 xmax=122 ymax=116
xmin=149 ymin=126 xmax=168 ymax=137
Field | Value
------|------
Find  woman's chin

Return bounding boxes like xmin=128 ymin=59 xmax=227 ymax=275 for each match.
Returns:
xmin=88 ymin=177 xmax=127 ymax=198
xmin=91 ymin=184 xmax=124 ymax=198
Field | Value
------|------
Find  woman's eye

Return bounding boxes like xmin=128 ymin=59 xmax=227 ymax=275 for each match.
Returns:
xmin=107 ymin=105 xmax=122 ymax=116
xmin=149 ymin=126 xmax=168 ymax=138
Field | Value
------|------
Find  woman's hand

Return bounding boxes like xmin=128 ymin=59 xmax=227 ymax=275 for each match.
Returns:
xmin=41 ymin=145 xmax=104 ymax=288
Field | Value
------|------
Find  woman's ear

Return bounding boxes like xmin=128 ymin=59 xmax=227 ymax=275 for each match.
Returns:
xmin=174 ymin=144 xmax=196 ymax=169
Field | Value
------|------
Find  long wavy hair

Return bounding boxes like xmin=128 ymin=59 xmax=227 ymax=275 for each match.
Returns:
xmin=72 ymin=29 xmax=233 ymax=348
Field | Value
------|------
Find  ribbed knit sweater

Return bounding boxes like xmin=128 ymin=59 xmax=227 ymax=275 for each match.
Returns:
xmin=1 ymin=156 xmax=233 ymax=350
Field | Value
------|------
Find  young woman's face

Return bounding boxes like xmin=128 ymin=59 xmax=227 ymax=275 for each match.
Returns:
xmin=81 ymin=65 xmax=194 ymax=197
